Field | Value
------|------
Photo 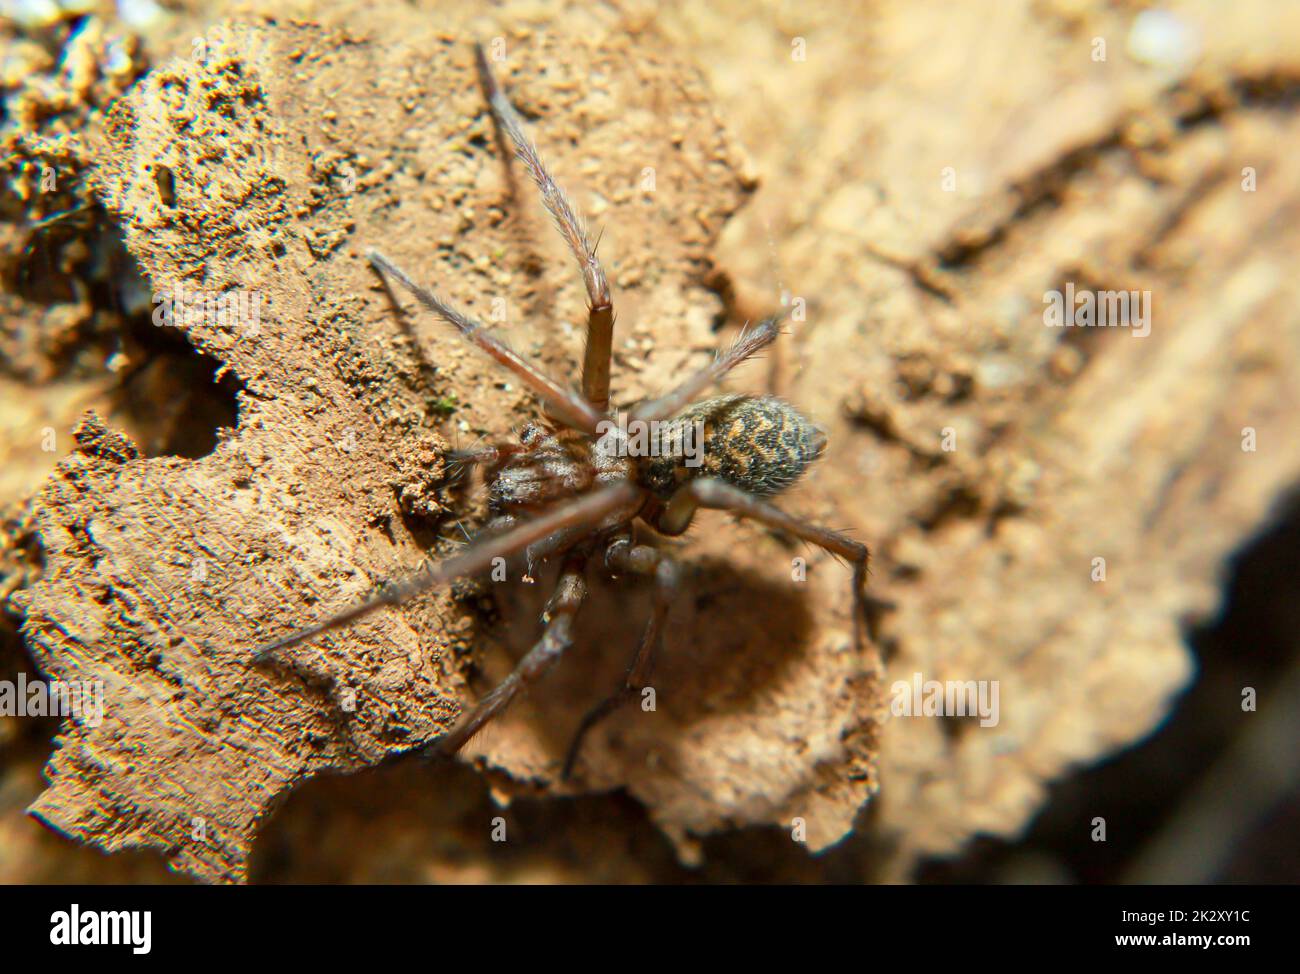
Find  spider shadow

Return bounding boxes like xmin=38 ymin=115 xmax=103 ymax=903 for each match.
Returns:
xmin=466 ymin=548 xmax=817 ymax=775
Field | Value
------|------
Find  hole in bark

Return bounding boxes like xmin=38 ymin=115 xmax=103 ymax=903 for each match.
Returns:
xmin=5 ymin=207 xmax=243 ymax=459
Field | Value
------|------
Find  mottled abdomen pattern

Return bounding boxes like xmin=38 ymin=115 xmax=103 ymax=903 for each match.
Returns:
xmin=639 ymin=394 xmax=826 ymax=499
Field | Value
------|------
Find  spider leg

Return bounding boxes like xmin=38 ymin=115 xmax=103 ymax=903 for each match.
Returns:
xmin=447 ymin=442 xmax=520 ymax=468
xmin=656 ymin=477 xmax=870 ymax=654
xmin=630 ymin=314 xmax=786 ymax=424
xmin=251 ymin=482 xmax=639 ymax=660
xmin=562 ymin=536 xmax=679 ymax=779
xmin=473 ymin=43 xmax=615 ymax=411
xmin=444 ymin=442 xmax=521 ymax=485
xmin=367 ymin=249 xmax=606 ymax=435
xmin=430 ymin=551 xmax=588 ymax=756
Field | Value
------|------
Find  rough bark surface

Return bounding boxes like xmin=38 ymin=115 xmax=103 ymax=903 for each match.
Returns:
xmin=17 ymin=8 xmax=859 ymax=883
xmin=2 ymin=0 xmax=1298 ymax=883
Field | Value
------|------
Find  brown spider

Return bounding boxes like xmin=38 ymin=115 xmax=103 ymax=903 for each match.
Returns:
xmin=254 ymin=45 xmax=870 ymax=779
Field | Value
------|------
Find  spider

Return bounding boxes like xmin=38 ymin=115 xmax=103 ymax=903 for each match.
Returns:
xmin=254 ymin=44 xmax=870 ymax=779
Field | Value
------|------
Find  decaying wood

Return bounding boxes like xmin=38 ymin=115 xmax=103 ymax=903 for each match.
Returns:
xmin=18 ymin=11 xmax=846 ymax=882
xmin=672 ymin=0 xmax=1300 ymax=875
xmin=8 ymin=0 xmax=1300 ymax=883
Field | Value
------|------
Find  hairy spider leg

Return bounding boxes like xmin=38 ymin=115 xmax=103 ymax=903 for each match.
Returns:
xmin=631 ymin=314 xmax=786 ymax=424
xmin=251 ymin=482 xmax=639 ymax=659
xmin=431 ymin=551 xmax=589 ymax=756
xmin=561 ymin=536 xmax=680 ymax=778
xmin=657 ymin=477 xmax=870 ymax=654
xmin=367 ymin=249 xmax=606 ymax=436
xmin=473 ymin=43 xmax=615 ymax=412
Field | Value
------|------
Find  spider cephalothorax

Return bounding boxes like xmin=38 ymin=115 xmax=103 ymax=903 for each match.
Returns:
xmin=488 ymin=424 xmax=631 ymax=516
xmin=254 ymin=44 xmax=869 ymax=779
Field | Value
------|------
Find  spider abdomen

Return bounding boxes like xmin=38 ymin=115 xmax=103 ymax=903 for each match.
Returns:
xmin=638 ymin=394 xmax=827 ymax=499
